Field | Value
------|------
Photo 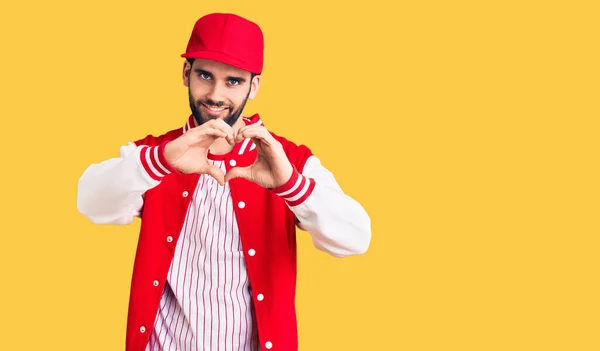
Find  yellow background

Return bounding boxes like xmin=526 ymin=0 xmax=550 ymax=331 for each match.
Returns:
xmin=1 ymin=0 xmax=598 ymax=350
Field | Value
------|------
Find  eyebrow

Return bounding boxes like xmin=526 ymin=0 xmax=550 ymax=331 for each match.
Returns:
xmin=194 ymin=68 xmax=247 ymax=83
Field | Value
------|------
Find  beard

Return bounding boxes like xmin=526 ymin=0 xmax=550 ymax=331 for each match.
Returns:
xmin=188 ymin=87 xmax=251 ymax=127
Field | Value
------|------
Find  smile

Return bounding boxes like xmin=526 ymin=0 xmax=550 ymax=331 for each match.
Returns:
xmin=201 ymin=103 xmax=228 ymax=113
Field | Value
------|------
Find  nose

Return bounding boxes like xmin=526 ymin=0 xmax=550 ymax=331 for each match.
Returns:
xmin=206 ymin=81 xmax=226 ymax=105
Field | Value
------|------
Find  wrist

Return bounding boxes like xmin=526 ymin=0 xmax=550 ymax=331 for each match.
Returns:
xmin=139 ymin=141 xmax=181 ymax=181
xmin=274 ymin=163 xmax=294 ymax=189
xmin=271 ymin=165 xmax=316 ymax=207
xmin=158 ymin=141 xmax=182 ymax=175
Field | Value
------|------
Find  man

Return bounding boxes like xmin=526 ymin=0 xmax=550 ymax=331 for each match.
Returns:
xmin=77 ymin=13 xmax=371 ymax=351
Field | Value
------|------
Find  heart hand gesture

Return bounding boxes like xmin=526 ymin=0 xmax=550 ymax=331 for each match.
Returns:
xmin=163 ymin=119 xmax=235 ymax=185
xmin=224 ymin=123 xmax=294 ymax=189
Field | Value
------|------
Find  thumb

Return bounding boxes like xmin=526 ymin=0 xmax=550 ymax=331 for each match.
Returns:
xmin=224 ymin=166 xmax=251 ymax=183
xmin=200 ymin=163 xmax=225 ymax=186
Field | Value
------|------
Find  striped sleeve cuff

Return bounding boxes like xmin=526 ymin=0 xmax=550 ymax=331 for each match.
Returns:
xmin=272 ymin=166 xmax=316 ymax=206
xmin=139 ymin=142 xmax=181 ymax=181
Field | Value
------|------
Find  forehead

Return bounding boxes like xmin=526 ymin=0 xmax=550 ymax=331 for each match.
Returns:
xmin=192 ymin=58 xmax=251 ymax=78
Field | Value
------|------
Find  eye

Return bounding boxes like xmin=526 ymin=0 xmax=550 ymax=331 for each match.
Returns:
xmin=228 ymin=79 xmax=241 ymax=86
xmin=200 ymin=72 xmax=211 ymax=80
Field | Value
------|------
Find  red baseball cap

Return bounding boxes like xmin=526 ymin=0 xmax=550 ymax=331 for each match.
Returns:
xmin=181 ymin=13 xmax=264 ymax=75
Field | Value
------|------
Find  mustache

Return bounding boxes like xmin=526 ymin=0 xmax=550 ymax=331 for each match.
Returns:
xmin=199 ymin=99 xmax=229 ymax=108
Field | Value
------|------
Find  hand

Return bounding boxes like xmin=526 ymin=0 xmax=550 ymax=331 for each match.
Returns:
xmin=164 ymin=119 xmax=235 ymax=185
xmin=224 ymin=123 xmax=294 ymax=188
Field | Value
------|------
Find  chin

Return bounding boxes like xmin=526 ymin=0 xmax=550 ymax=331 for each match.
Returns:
xmin=194 ymin=112 xmax=238 ymax=127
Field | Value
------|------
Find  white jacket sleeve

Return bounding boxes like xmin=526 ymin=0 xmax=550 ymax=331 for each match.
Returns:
xmin=272 ymin=156 xmax=372 ymax=258
xmin=76 ymin=142 xmax=171 ymax=225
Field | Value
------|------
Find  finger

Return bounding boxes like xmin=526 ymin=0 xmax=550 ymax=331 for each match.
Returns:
xmin=187 ymin=123 xmax=227 ymax=139
xmin=195 ymin=127 xmax=233 ymax=146
xmin=213 ymin=119 xmax=236 ymax=136
xmin=189 ymin=120 xmax=233 ymax=145
xmin=202 ymin=128 xmax=229 ymax=139
xmin=199 ymin=163 xmax=226 ymax=186
xmin=233 ymin=124 xmax=251 ymax=141
xmin=236 ymin=127 xmax=273 ymax=144
xmin=224 ymin=166 xmax=251 ymax=183
xmin=234 ymin=122 xmax=264 ymax=141
xmin=209 ymin=120 xmax=236 ymax=144
xmin=234 ymin=125 xmax=270 ymax=143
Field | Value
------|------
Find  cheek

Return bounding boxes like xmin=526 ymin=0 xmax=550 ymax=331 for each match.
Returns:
xmin=188 ymin=83 xmax=207 ymax=100
xmin=230 ymin=89 xmax=250 ymax=107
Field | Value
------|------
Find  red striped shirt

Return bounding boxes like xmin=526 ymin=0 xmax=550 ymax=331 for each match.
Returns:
xmin=146 ymin=159 xmax=258 ymax=351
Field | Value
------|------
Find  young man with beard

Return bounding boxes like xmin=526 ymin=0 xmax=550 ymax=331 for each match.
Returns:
xmin=77 ymin=12 xmax=371 ymax=351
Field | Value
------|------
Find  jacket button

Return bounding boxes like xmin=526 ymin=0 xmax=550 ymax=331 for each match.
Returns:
xmin=182 ymin=191 xmax=189 ymax=197
xmin=140 ymin=326 xmax=146 ymax=333
xmin=167 ymin=236 xmax=173 ymax=243
xmin=257 ymin=294 xmax=264 ymax=301
xmin=238 ymin=201 xmax=246 ymax=209
xmin=229 ymin=159 xmax=237 ymax=167
xmin=248 ymin=249 xmax=256 ymax=256
xmin=265 ymin=341 xmax=273 ymax=349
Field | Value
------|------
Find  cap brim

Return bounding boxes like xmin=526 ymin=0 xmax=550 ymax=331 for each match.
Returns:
xmin=181 ymin=50 xmax=260 ymax=74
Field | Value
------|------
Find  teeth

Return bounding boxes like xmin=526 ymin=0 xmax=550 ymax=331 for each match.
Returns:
xmin=205 ymin=104 xmax=225 ymax=111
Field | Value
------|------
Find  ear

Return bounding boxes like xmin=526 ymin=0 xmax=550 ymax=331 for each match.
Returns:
xmin=248 ymin=75 xmax=260 ymax=100
xmin=183 ymin=60 xmax=192 ymax=87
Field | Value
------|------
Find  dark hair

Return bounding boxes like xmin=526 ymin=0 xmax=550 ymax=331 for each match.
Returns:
xmin=186 ymin=58 xmax=257 ymax=80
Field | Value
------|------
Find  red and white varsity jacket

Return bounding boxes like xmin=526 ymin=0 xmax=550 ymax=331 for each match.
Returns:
xmin=76 ymin=114 xmax=372 ymax=351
